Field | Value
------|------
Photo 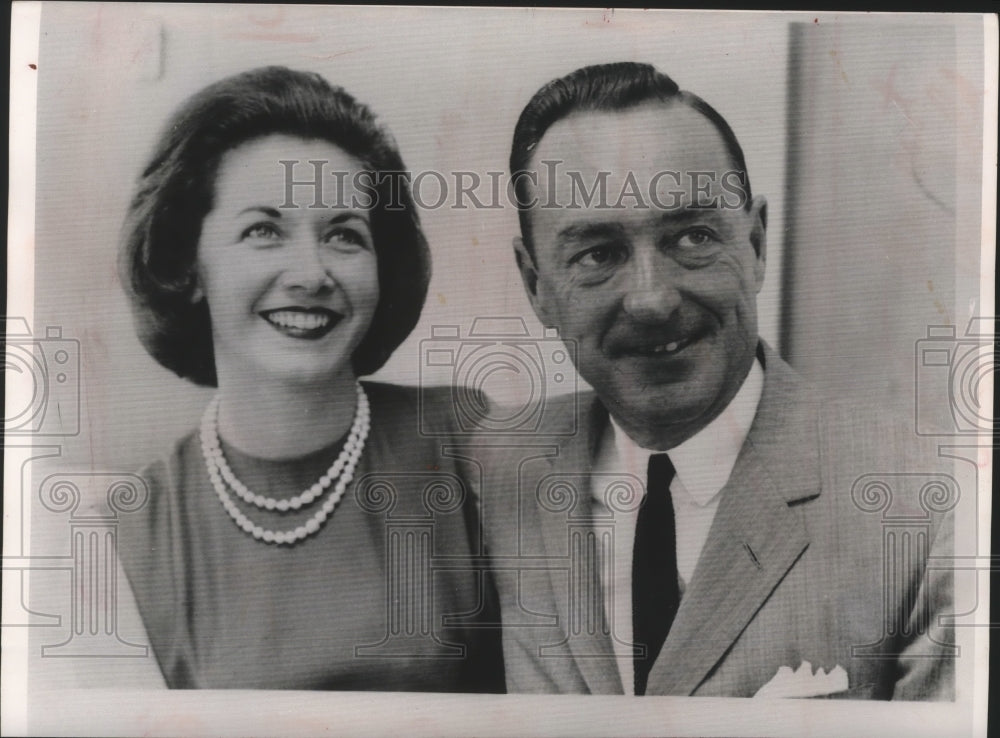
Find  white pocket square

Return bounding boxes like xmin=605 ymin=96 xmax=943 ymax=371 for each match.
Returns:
xmin=754 ymin=661 xmax=849 ymax=699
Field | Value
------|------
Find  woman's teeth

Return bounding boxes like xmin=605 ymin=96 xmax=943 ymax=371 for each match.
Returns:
xmin=265 ymin=310 xmax=331 ymax=330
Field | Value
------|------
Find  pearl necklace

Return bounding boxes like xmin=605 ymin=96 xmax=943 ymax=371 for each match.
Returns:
xmin=199 ymin=383 xmax=370 ymax=545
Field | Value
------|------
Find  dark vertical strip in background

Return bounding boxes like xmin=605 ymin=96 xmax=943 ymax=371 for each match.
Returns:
xmin=779 ymin=22 xmax=806 ymax=363
xmin=2 ymin=2 xmax=12 ymax=433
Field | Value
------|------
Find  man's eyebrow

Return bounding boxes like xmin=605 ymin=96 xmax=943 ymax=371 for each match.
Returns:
xmin=656 ymin=209 xmax=725 ymax=225
xmin=556 ymin=221 xmax=626 ymax=244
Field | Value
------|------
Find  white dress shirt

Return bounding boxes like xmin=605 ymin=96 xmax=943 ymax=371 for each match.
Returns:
xmin=590 ymin=359 xmax=764 ymax=694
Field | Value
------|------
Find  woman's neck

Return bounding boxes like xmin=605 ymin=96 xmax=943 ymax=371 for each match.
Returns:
xmin=213 ymin=371 xmax=361 ymax=460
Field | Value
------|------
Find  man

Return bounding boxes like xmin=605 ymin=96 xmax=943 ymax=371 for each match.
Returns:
xmin=481 ymin=62 xmax=954 ymax=699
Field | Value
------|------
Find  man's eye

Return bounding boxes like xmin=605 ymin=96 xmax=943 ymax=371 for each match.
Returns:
xmin=675 ymin=229 xmax=715 ymax=249
xmin=241 ymin=223 xmax=280 ymax=241
xmin=572 ymin=245 xmax=624 ymax=268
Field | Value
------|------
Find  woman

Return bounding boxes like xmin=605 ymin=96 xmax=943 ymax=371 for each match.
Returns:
xmin=117 ymin=66 xmax=503 ymax=691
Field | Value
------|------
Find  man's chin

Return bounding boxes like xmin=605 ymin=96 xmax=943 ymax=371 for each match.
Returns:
xmin=607 ymin=384 xmax=719 ymax=443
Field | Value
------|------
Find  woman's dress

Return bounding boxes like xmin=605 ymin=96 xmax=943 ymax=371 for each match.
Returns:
xmin=118 ymin=383 xmax=504 ymax=691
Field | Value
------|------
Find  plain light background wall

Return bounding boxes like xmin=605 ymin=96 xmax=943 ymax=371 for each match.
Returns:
xmin=782 ymin=19 xmax=985 ymax=431
xmin=32 ymin=5 xmax=794 ymax=471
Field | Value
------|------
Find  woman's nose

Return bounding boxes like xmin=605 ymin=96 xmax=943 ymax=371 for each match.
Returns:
xmin=621 ymin=249 xmax=683 ymax=323
xmin=278 ymin=235 xmax=335 ymax=293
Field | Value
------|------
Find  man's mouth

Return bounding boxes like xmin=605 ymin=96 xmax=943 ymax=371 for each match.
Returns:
xmin=632 ymin=336 xmax=696 ymax=357
xmin=636 ymin=336 xmax=697 ymax=356
xmin=614 ymin=330 xmax=706 ymax=359
xmin=259 ymin=308 xmax=341 ymax=339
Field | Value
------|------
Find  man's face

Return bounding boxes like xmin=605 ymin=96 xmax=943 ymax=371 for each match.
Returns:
xmin=517 ymin=102 xmax=767 ymax=449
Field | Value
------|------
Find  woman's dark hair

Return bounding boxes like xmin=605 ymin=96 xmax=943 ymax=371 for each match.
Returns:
xmin=120 ymin=66 xmax=430 ymax=386
xmin=510 ymin=62 xmax=752 ymax=256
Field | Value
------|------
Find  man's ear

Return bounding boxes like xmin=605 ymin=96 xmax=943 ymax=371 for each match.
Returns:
xmin=189 ymin=271 xmax=204 ymax=303
xmin=748 ymin=195 xmax=767 ymax=291
xmin=513 ymin=235 xmax=548 ymax=322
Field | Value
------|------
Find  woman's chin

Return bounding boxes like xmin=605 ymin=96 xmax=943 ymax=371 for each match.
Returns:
xmin=220 ymin=356 xmax=355 ymax=388
xmin=215 ymin=326 xmax=364 ymax=387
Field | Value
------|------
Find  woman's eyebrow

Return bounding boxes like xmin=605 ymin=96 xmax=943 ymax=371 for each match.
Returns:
xmin=234 ymin=207 xmax=370 ymax=226
xmin=237 ymin=206 xmax=282 ymax=218
xmin=327 ymin=211 xmax=371 ymax=227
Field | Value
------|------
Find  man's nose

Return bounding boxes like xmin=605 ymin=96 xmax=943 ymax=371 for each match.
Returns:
xmin=622 ymin=249 xmax=683 ymax=323
xmin=279 ymin=234 xmax=335 ymax=293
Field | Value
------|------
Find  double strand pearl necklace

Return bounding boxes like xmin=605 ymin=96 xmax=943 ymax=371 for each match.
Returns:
xmin=199 ymin=383 xmax=370 ymax=545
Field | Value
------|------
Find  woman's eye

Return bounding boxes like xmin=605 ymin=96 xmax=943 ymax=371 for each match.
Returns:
xmin=241 ymin=223 xmax=280 ymax=241
xmin=675 ymin=229 xmax=715 ymax=249
xmin=324 ymin=229 xmax=369 ymax=249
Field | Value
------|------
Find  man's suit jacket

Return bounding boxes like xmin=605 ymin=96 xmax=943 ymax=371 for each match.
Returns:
xmin=480 ymin=343 xmax=954 ymax=699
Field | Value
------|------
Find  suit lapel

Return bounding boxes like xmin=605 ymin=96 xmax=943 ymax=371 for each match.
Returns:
xmin=533 ymin=396 xmax=623 ymax=695
xmin=646 ymin=346 xmax=822 ymax=696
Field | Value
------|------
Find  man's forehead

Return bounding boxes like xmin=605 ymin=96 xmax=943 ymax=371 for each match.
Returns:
xmin=521 ymin=101 xmax=747 ymax=227
xmin=530 ymin=102 xmax=734 ymax=179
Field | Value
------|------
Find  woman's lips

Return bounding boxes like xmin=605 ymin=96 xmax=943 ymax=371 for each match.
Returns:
xmin=259 ymin=308 xmax=341 ymax=339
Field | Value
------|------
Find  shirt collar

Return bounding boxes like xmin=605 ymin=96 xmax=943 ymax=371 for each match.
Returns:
xmin=606 ymin=358 xmax=764 ymax=507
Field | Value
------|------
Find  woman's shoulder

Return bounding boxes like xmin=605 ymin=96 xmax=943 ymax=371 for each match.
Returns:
xmin=361 ymin=380 xmax=421 ymax=404
xmin=361 ymin=380 xmax=459 ymax=433
xmin=135 ymin=429 xmax=201 ymax=494
xmin=120 ymin=428 xmax=205 ymax=549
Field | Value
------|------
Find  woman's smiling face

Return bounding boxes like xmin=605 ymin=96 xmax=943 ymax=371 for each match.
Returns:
xmin=194 ymin=134 xmax=379 ymax=388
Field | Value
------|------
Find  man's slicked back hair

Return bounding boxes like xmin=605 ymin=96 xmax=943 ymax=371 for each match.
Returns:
xmin=509 ymin=62 xmax=752 ymax=254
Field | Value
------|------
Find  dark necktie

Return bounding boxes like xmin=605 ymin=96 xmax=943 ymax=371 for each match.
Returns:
xmin=632 ymin=453 xmax=679 ymax=696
